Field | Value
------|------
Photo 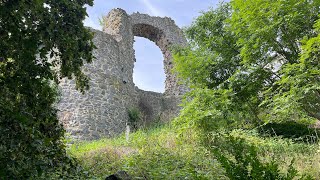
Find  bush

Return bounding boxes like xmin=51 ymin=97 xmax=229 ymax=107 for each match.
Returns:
xmin=209 ymin=133 xmax=312 ymax=180
xmin=259 ymin=121 xmax=320 ymax=143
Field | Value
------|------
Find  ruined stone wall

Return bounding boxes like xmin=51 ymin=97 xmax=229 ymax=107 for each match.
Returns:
xmin=57 ymin=9 xmax=186 ymax=140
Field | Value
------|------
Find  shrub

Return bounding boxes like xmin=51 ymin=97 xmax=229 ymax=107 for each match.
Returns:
xmin=209 ymin=133 xmax=312 ymax=180
xmin=128 ymin=107 xmax=141 ymax=130
xmin=259 ymin=121 xmax=320 ymax=143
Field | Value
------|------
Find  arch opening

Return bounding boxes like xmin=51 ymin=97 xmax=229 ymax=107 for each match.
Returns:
xmin=132 ymin=23 xmax=175 ymax=95
xmin=133 ymin=37 xmax=165 ymax=93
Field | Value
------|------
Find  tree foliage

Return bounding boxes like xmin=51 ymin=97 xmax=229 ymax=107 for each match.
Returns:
xmin=173 ymin=0 xmax=320 ymax=133
xmin=0 ymin=0 xmax=94 ymax=178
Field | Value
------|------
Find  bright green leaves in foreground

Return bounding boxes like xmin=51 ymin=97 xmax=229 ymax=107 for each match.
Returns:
xmin=172 ymin=1 xmax=320 ymax=178
xmin=173 ymin=0 xmax=320 ymax=132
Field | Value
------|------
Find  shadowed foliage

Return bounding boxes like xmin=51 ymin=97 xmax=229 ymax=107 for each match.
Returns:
xmin=0 ymin=0 xmax=94 ymax=178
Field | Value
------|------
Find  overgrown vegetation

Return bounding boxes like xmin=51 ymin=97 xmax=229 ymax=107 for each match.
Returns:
xmin=170 ymin=1 xmax=320 ymax=178
xmin=173 ymin=0 xmax=320 ymax=133
xmin=258 ymin=121 xmax=320 ymax=143
xmin=128 ymin=107 xmax=141 ymax=130
xmin=0 ymin=0 xmax=94 ymax=178
xmin=2 ymin=0 xmax=320 ymax=178
xmin=69 ymin=123 xmax=320 ymax=179
xmin=70 ymin=0 xmax=320 ymax=179
xmin=69 ymin=124 xmax=224 ymax=179
xmin=210 ymin=133 xmax=312 ymax=180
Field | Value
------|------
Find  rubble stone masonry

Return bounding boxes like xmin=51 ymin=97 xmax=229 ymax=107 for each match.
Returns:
xmin=57 ymin=9 xmax=187 ymax=140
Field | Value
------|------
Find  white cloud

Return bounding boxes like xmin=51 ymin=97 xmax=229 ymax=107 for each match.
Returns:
xmin=140 ymin=0 xmax=165 ymax=17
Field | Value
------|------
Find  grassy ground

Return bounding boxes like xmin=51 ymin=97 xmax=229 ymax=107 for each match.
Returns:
xmin=68 ymin=123 xmax=320 ymax=179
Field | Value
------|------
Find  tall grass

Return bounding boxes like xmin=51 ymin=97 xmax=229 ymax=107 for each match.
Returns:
xmin=68 ymin=124 xmax=226 ymax=179
xmin=68 ymin=123 xmax=320 ymax=179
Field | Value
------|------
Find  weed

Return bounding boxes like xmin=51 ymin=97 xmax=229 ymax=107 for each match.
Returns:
xmin=128 ymin=107 xmax=141 ymax=130
xmin=69 ymin=124 xmax=320 ymax=179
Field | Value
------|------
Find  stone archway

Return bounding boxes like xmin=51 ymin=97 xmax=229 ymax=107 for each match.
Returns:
xmin=130 ymin=13 xmax=187 ymax=96
xmin=132 ymin=23 xmax=172 ymax=94
xmin=133 ymin=36 xmax=165 ymax=93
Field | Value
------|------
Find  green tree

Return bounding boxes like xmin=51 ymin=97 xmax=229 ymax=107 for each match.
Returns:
xmin=0 ymin=0 xmax=94 ymax=178
xmin=263 ymin=18 xmax=320 ymax=122
xmin=173 ymin=0 xmax=320 ymax=133
xmin=230 ymin=0 xmax=320 ymax=122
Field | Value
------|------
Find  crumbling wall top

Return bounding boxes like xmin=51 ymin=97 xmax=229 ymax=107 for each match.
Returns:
xmin=130 ymin=12 xmax=187 ymax=46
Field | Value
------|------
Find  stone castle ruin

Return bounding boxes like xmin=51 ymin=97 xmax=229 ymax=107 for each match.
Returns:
xmin=57 ymin=9 xmax=187 ymax=140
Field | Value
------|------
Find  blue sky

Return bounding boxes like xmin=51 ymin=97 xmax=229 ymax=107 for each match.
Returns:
xmin=84 ymin=0 xmax=222 ymax=92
